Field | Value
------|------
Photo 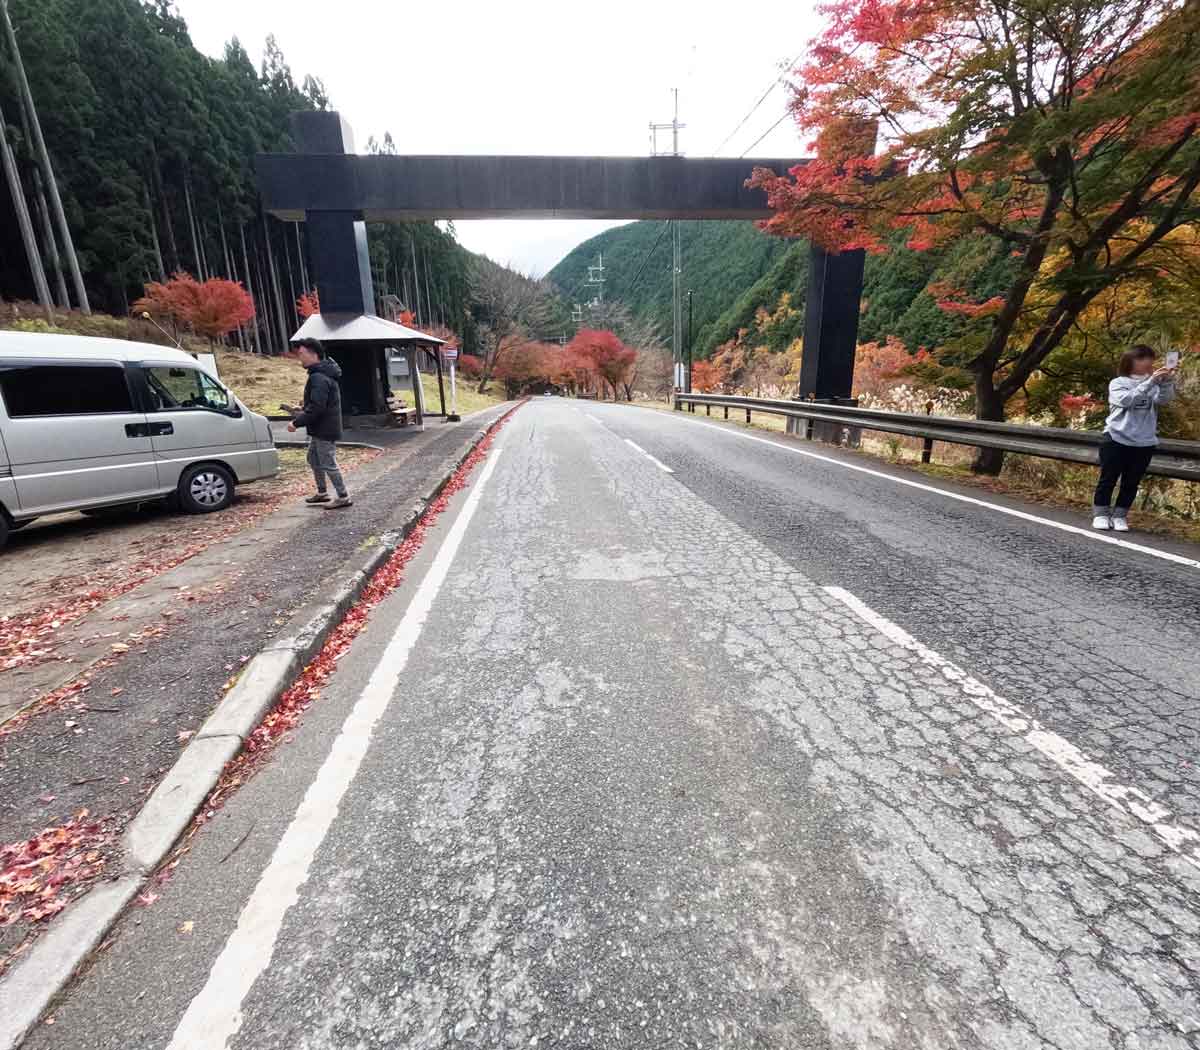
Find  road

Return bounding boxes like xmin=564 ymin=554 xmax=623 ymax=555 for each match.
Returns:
xmin=21 ymin=399 xmax=1200 ymax=1049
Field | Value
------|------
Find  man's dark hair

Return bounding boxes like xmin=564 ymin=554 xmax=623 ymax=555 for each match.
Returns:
xmin=1117 ymin=344 xmax=1155 ymax=376
xmin=295 ymin=338 xmax=326 ymax=359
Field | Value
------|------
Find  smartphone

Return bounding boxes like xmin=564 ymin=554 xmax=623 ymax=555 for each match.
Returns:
xmin=1165 ymin=350 xmax=1180 ymax=369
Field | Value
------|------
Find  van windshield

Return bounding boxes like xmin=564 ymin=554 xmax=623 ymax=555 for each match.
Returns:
xmin=144 ymin=366 xmax=232 ymax=413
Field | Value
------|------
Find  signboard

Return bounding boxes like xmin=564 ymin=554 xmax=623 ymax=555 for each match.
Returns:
xmin=441 ymin=347 xmax=459 ymax=361
xmin=195 ymin=352 xmax=220 ymax=380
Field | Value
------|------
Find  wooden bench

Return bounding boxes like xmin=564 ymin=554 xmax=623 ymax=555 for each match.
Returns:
xmin=387 ymin=398 xmax=417 ymax=427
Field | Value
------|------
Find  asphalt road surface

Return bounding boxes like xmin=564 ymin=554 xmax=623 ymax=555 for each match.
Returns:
xmin=25 ymin=399 xmax=1200 ymax=1049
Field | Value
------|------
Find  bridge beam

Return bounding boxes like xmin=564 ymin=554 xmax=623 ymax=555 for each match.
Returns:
xmin=266 ymin=112 xmax=862 ymax=401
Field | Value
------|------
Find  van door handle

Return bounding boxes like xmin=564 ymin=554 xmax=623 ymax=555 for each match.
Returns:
xmin=125 ymin=423 xmax=150 ymax=438
xmin=148 ymin=422 xmax=174 ymax=436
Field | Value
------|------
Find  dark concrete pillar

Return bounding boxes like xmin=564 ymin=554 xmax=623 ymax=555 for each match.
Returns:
xmin=291 ymin=112 xmax=376 ymax=316
xmin=798 ymin=243 xmax=866 ymax=400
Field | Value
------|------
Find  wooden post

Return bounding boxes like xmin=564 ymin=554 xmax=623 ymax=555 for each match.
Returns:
xmin=410 ymin=347 xmax=425 ymax=429
xmin=922 ymin=400 xmax=935 ymax=463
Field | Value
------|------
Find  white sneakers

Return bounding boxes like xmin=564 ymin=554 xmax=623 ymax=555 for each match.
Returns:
xmin=1092 ymin=515 xmax=1111 ymax=530
xmin=1112 ymin=518 xmax=1130 ymax=532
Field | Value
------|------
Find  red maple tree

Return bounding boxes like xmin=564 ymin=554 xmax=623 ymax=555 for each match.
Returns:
xmin=296 ymin=289 xmax=320 ymax=319
xmin=135 ymin=273 xmax=255 ymax=343
xmin=566 ymin=329 xmax=637 ymax=400
xmin=749 ymin=0 xmax=1200 ymax=470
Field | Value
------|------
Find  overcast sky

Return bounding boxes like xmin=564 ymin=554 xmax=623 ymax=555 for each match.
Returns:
xmin=174 ymin=0 xmax=823 ymax=273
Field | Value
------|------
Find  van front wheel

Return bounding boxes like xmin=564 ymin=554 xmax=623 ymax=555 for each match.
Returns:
xmin=178 ymin=464 xmax=235 ymax=514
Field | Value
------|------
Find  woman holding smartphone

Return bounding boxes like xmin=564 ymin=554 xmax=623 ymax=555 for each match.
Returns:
xmin=1092 ymin=345 xmax=1178 ymax=532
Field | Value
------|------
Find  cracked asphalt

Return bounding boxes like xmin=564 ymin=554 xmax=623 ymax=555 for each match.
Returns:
xmin=19 ymin=399 xmax=1200 ymax=1049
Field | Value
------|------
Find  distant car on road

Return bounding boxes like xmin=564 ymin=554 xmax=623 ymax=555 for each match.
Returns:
xmin=0 ymin=332 xmax=279 ymax=549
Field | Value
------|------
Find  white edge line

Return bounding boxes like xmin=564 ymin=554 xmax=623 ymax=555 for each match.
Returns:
xmin=824 ymin=585 xmax=1200 ymax=871
xmin=165 ymin=448 xmax=505 ymax=1050
xmin=662 ymin=410 xmax=1199 ymax=570
xmin=623 ymin=437 xmax=674 ymax=474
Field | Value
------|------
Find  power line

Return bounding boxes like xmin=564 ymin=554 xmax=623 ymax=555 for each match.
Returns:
xmin=627 ymin=220 xmax=672 ymax=294
xmin=710 ymin=53 xmax=800 ymax=156
xmin=739 ymin=111 xmax=791 ymax=158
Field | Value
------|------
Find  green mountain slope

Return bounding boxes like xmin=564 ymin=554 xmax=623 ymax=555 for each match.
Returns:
xmin=548 ymin=222 xmax=796 ymax=352
xmin=548 ymin=220 xmax=1019 ymax=364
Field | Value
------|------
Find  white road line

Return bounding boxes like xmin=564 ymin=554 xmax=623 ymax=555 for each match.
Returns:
xmin=165 ymin=449 xmax=505 ymax=1050
xmin=661 ymin=411 xmax=1199 ymax=570
xmin=825 ymin=585 xmax=1200 ymax=871
xmin=623 ymin=438 xmax=675 ymax=474
xmin=586 ymin=413 xmax=603 ymax=424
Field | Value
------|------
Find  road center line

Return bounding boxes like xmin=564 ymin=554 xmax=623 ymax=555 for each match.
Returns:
xmin=824 ymin=585 xmax=1200 ymax=871
xmin=623 ymin=437 xmax=675 ymax=474
xmin=165 ymin=448 xmax=505 ymax=1050
xmin=659 ymin=410 xmax=1199 ymax=570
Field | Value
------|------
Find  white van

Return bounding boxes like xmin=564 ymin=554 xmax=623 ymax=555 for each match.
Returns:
xmin=0 ymin=332 xmax=279 ymax=548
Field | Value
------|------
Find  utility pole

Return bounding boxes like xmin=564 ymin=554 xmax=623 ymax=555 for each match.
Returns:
xmin=1 ymin=0 xmax=89 ymax=314
xmin=672 ymin=221 xmax=682 ymax=389
xmin=686 ymin=289 xmax=693 ymax=393
xmin=650 ymin=90 xmax=685 ymax=390
xmin=649 ymin=88 xmax=685 ymax=158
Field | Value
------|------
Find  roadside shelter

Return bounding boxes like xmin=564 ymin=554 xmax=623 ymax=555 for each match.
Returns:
xmin=289 ymin=312 xmax=447 ymax=426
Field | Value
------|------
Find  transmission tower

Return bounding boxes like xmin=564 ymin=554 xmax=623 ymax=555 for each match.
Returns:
xmin=585 ymin=252 xmax=606 ymax=304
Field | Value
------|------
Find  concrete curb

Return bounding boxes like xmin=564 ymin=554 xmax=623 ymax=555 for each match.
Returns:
xmin=272 ymin=438 xmax=385 ymax=451
xmin=0 ymin=409 xmax=507 ymax=1050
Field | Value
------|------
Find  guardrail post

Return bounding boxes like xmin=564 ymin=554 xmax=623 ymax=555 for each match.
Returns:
xmin=745 ymin=408 xmax=751 ymax=423
xmin=705 ymin=404 xmax=711 ymax=416
xmin=723 ymin=405 xmax=728 ymax=420
xmin=689 ymin=402 xmax=695 ymax=413
xmin=921 ymin=400 xmax=934 ymax=463
xmin=674 ymin=397 xmax=682 ymax=411
xmin=805 ymin=418 xmax=814 ymax=440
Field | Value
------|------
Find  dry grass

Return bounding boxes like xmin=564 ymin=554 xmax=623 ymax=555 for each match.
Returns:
xmin=214 ymin=348 xmax=304 ymax=415
xmin=416 ymin=373 xmax=507 ymax=417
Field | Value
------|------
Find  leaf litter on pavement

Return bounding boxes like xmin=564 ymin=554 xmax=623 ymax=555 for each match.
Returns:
xmin=0 ymin=412 xmax=513 ymax=969
xmin=152 ymin=406 xmax=521 ymax=891
xmin=0 ymin=447 xmax=379 ymax=971
xmin=0 ymin=448 xmax=379 ymax=680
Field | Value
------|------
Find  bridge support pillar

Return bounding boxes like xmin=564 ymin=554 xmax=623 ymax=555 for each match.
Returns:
xmin=799 ymin=243 xmax=865 ymax=401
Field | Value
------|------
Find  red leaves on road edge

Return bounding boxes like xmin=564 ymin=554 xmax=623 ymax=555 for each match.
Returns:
xmin=0 ymin=810 xmax=117 ymax=956
xmin=162 ymin=407 xmax=521 ymax=867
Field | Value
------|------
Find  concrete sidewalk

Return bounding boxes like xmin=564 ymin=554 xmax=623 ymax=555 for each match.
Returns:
xmin=0 ymin=404 xmax=511 ymax=972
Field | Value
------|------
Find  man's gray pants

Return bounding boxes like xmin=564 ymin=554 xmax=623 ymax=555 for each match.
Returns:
xmin=307 ymin=438 xmax=348 ymax=498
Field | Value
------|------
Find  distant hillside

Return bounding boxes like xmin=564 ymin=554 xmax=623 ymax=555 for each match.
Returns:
xmin=548 ymin=222 xmax=796 ymax=354
xmin=548 ymin=220 xmax=1019 ymax=363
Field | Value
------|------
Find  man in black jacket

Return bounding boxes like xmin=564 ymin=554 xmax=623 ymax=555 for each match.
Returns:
xmin=288 ymin=338 xmax=352 ymax=508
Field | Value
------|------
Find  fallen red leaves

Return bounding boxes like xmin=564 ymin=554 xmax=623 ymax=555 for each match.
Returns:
xmin=0 ymin=810 xmax=116 ymax=935
xmin=172 ymin=407 xmax=520 ymax=852
xmin=0 ymin=450 xmax=378 ymax=678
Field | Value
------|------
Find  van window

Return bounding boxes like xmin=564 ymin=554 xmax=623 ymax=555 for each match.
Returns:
xmin=143 ymin=366 xmax=232 ymax=413
xmin=0 ymin=364 xmax=134 ymax=417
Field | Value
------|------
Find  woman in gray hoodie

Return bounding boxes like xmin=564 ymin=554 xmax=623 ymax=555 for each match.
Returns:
xmin=1092 ymin=345 xmax=1176 ymax=532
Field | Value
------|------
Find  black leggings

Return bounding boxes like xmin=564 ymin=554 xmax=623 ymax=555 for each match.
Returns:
xmin=1093 ymin=438 xmax=1154 ymax=514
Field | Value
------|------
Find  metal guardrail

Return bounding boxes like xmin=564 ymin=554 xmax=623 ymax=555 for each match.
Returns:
xmin=672 ymin=392 xmax=1200 ymax=483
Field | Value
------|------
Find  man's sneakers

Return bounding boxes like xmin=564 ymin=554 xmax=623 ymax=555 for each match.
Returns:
xmin=1112 ymin=517 xmax=1130 ymax=532
xmin=305 ymin=493 xmax=330 ymax=505
xmin=1092 ymin=514 xmax=1111 ymax=530
xmin=323 ymin=495 xmax=353 ymax=510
